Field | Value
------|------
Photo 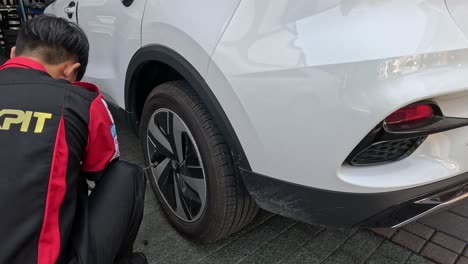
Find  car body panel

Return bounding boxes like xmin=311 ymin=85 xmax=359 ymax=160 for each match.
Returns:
xmin=48 ymin=0 xmax=148 ymax=106
xmin=48 ymin=0 xmax=468 ymax=195
xmin=446 ymin=0 xmax=468 ymax=39
xmin=78 ymin=0 xmax=147 ymax=106
xmin=45 ymin=0 xmax=468 ymax=227
xmin=141 ymin=0 xmax=241 ymax=86
xmin=209 ymin=0 xmax=468 ymax=193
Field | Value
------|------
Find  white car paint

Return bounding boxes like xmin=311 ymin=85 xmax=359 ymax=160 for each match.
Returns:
xmin=141 ymin=0 xmax=242 ymax=72
xmin=446 ymin=0 xmax=468 ymax=38
xmin=47 ymin=0 xmax=468 ymax=193
xmin=45 ymin=0 xmax=77 ymax=23
xmin=209 ymin=0 xmax=468 ymax=193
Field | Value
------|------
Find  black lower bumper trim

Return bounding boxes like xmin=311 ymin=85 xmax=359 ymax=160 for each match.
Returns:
xmin=240 ymin=169 xmax=468 ymax=227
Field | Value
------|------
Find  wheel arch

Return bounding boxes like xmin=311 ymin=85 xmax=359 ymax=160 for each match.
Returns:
xmin=125 ymin=44 xmax=252 ymax=171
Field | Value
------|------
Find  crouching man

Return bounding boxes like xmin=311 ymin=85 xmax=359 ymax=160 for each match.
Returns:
xmin=0 ymin=15 xmax=147 ymax=264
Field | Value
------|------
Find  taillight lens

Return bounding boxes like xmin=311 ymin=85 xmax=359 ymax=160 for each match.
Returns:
xmin=385 ymin=104 xmax=433 ymax=125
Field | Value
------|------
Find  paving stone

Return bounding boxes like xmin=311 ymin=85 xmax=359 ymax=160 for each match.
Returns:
xmin=464 ymin=247 xmax=468 ymax=258
xmin=281 ymin=228 xmax=357 ymax=264
xmin=143 ymin=198 xmax=159 ymax=217
xmin=372 ymin=228 xmax=398 ymax=239
xmin=134 ymin=209 xmax=177 ymax=251
xmin=404 ymin=222 xmax=436 ymax=240
xmin=140 ymin=228 xmax=191 ymax=263
xmin=238 ymin=223 xmax=321 ymax=263
xmin=421 ymin=212 xmax=468 ymax=242
xmin=431 ymin=232 xmax=466 ymax=254
xmin=458 ymin=257 xmax=468 ymax=264
xmin=145 ymin=185 xmax=154 ymax=201
xmin=198 ymin=216 xmax=296 ymax=264
xmin=152 ymin=225 xmax=259 ymax=264
xmin=421 ymin=242 xmax=458 ymax=264
xmin=450 ymin=200 xmax=468 ymax=218
xmin=161 ymin=240 xmax=229 ymax=264
xmin=366 ymin=240 xmax=412 ymax=264
xmin=392 ymin=230 xmax=427 ymax=253
xmin=406 ymin=254 xmax=436 ymax=264
xmin=322 ymin=229 xmax=383 ymax=264
xmin=162 ymin=211 xmax=276 ymax=264
xmin=146 ymin=211 xmax=271 ymax=263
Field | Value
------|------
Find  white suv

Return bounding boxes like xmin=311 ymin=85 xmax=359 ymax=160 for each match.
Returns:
xmin=47 ymin=0 xmax=468 ymax=242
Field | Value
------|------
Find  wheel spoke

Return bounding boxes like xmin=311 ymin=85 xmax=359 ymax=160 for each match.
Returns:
xmin=174 ymin=175 xmax=192 ymax=220
xmin=148 ymin=118 xmax=173 ymax=157
xmin=171 ymin=113 xmax=186 ymax=163
xmin=151 ymin=157 xmax=171 ymax=182
xmin=154 ymin=111 xmax=169 ymax=135
xmin=147 ymin=137 xmax=157 ymax=158
xmin=186 ymin=165 xmax=202 ymax=169
xmin=184 ymin=138 xmax=201 ymax=167
xmin=180 ymin=165 xmax=203 ymax=179
xmin=179 ymin=173 xmax=206 ymax=201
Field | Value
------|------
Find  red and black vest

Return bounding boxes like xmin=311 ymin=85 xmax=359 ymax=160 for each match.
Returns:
xmin=0 ymin=57 xmax=119 ymax=264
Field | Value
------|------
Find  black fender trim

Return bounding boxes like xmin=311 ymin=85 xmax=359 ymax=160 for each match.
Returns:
xmin=241 ymin=168 xmax=468 ymax=227
xmin=124 ymin=45 xmax=252 ymax=171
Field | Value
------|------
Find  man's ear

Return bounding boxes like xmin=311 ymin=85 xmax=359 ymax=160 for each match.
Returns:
xmin=10 ymin=47 xmax=16 ymax=58
xmin=63 ymin=62 xmax=81 ymax=82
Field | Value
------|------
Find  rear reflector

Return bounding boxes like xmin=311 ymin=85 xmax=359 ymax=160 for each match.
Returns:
xmin=385 ymin=104 xmax=433 ymax=125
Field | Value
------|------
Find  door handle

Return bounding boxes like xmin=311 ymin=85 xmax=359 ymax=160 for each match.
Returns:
xmin=64 ymin=2 xmax=76 ymax=19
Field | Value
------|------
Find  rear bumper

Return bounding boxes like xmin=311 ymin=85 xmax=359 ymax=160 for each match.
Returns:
xmin=241 ymin=169 xmax=468 ymax=227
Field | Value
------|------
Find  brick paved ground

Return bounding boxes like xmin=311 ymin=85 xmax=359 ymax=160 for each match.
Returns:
xmin=372 ymin=208 xmax=468 ymax=264
xmin=115 ymin=114 xmax=456 ymax=264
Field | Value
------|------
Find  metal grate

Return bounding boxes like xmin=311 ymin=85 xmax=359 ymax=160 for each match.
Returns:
xmin=350 ymin=137 xmax=425 ymax=166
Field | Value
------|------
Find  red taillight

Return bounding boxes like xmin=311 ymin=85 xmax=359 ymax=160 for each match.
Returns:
xmin=385 ymin=104 xmax=433 ymax=125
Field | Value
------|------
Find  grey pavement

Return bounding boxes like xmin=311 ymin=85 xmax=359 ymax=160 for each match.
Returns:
xmin=115 ymin=114 xmax=438 ymax=264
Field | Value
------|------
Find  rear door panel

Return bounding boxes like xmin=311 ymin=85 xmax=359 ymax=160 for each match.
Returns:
xmin=75 ymin=0 xmax=147 ymax=106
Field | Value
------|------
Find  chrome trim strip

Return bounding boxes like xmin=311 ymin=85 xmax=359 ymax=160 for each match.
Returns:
xmin=391 ymin=185 xmax=468 ymax=228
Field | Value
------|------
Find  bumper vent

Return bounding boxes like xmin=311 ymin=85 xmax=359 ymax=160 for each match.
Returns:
xmin=347 ymin=102 xmax=468 ymax=166
xmin=349 ymin=137 xmax=426 ymax=166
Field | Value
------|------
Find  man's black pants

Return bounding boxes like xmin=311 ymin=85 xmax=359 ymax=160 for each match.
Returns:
xmin=66 ymin=161 xmax=146 ymax=264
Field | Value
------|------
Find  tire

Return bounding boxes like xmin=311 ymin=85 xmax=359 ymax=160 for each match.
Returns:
xmin=141 ymin=81 xmax=258 ymax=242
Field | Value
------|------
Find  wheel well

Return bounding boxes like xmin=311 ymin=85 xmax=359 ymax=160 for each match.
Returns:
xmin=125 ymin=45 xmax=252 ymax=171
xmin=132 ymin=61 xmax=183 ymax=123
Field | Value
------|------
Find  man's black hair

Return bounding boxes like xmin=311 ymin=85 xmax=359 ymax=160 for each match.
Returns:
xmin=15 ymin=14 xmax=89 ymax=81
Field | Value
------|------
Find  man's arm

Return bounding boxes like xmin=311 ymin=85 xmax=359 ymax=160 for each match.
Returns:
xmin=80 ymin=83 xmax=120 ymax=180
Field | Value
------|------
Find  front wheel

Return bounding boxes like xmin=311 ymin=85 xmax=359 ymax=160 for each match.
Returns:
xmin=141 ymin=81 xmax=258 ymax=242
